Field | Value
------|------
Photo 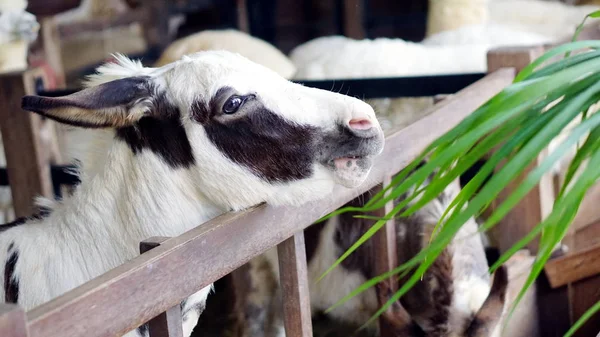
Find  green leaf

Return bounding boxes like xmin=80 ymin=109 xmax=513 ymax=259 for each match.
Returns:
xmin=565 ymin=300 xmax=600 ymax=337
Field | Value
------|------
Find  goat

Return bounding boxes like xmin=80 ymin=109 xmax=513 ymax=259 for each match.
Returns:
xmin=0 ymin=51 xmax=385 ymax=337
xmin=244 ymin=163 xmax=507 ymax=337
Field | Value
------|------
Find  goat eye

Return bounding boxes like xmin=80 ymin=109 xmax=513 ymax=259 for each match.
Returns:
xmin=223 ymin=96 xmax=244 ymax=114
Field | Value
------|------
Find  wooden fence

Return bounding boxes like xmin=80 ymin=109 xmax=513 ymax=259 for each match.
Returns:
xmin=0 ymin=45 xmax=598 ymax=337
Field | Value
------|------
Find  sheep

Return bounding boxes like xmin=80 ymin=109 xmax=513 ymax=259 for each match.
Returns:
xmin=53 ymin=0 xmax=130 ymax=22
xmin=289 ymin=0 xmax=598 ymax=133
xmin=154 ymin=29 xmax=297 ymax=79
xmin=0 ymin=51 xmax=385 ymax=337
xmin=241 ymin=163 xmax=507 ymax=337
xmin=427 ymin=0 xmax=600 ymax=39
xmin=0 ymin=0 xmax=39 ymax=73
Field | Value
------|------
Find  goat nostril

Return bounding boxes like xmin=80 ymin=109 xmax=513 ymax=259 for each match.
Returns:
xmin=348 ymin=118 xmax=372 ymax=131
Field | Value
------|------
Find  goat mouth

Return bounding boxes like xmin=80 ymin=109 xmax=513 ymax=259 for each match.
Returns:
xmin=327 ymin=155 xmax=374 ymax=188
xmin=332 ymin=156 xmax=364 ymax=168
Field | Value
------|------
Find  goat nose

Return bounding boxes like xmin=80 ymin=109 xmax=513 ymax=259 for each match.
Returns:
xmin=348 ymin=118 xmax=373 ymax=131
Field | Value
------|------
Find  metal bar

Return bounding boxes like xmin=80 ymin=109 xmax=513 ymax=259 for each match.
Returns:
xmin=295 ymin=73 xmax=486 ymax=99
xmin=36 ymin=73 xmax=486 ymax=100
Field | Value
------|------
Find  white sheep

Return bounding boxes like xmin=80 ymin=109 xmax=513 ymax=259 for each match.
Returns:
xmin=427 ymin=0 xmax=600 ymax=39
xmin=154 ymin=29 xmax=297 ymax=79
xmin=289 ymin=0 xmax=598 ymax=133
xmin=0 ymin=0 xmax=39 ymax=73
xmin=0 ymin=51 xmax=385 ymax=337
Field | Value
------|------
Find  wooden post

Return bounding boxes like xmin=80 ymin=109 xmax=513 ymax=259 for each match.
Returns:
xmin=236 ymin=0 xmax=250 ymax=33
xmin=343 ymin=0 xmax=365 ymax=39
xmin=277 ymin=232 xmax=313 ymax=337
xmin=140 ymin=237 xmax=183 ymax=337
xmin=0 ymin=304 xmax=29 ymax=337
xmin=0 ymin=68 xmax=56 ymax=217
xmin=40 ymin=17 xmax=66 ymax=88
xmin=371 ymin=177 xmax=398 ymax=337
xmin=485 ymin=46 xmax=551 ymax=254
xmin=141 ymin=0 xmax=170 ymax=52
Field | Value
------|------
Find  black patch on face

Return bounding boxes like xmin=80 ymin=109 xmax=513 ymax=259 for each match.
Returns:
xmin=115 ymin=94 xmax=195 ymax=169
xmin=4 ymin=243 xmax=19 ymax=303
xmin=196 ymin=88 xmax=319 ymax=182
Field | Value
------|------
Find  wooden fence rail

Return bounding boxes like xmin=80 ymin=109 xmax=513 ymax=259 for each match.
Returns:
xmin=0 ymin=68 xmax=513 ymax=337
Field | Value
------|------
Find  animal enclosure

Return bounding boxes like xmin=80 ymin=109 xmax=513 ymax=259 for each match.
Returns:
xmin=0 ymin=39 xmax=599 ymax=337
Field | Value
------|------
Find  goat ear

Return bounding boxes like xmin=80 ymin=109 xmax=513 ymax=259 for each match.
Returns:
xmin=21 ymin=76 xmax=155 ymax=128
xmin=466 ymin=265 xmax=509 ymax=337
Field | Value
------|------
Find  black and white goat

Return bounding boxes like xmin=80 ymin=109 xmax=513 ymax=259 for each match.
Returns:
xmin=246 ymin=166 xmax=507 ymax=337
xmin=0 ymin=51 xmax=385 ymax=337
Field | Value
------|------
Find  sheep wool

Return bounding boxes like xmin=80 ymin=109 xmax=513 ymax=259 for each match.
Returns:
xmin=155 ymin=29 xmax=297 ymax=79
xmin=426 ymin=0 xmax=489 ymax=37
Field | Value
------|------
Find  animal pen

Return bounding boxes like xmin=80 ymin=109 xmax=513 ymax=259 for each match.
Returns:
xmin=0 ymin=39 xmax=599 ymax=337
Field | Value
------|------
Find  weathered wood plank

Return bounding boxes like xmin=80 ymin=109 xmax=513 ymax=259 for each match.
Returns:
xmin=570 ymin=274 xmax=600 ymax=337
xmin=574 ymin=218 xmax=600 ymax=254
xmin=545 ymin=242 xmax=600 ymax=288
xmin=0 ymin=69 xmax=55 ymax=217
xmin=140 ymin=237 xmax=183 ymax=337
xmin=277 ymin=232 xmax=313 ymax=337
xmin=26 ymin=69 xmax=514 ymax=337
xmin=0 ymin=303 xmax=29 ymax=337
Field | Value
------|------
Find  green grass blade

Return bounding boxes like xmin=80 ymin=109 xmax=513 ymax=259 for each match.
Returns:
xmin=565 ymin=300 xmax=600 ymax=337
xmin=515 ymin=40 xmax=600 ymax=82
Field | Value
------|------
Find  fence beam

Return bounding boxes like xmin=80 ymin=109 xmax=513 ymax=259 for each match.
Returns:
xmin=277 ymin=232 xmax=313 ymax=337
xmin=236 ymin=0 xmax=249 ymax=33
xmin=0 ymin=304 xmax=29 ymax=337
xmin=371 ymin=177 xmax=399 ymax=337
xmin=343 ymin=0 xmax=365 ymax=39
xmin=0 ymin=68 xmax=56 ymax=217
xmin=485 ymin=46 xmax=551 ymax=254
xmin=140 ymin=237 xmax=183 ymax=337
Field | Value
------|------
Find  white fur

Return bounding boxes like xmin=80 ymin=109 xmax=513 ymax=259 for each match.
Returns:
xmin=0 ymin=51 xmax=383 ymax=337
xmin=306 ymin=218 xmax=378 ymax=328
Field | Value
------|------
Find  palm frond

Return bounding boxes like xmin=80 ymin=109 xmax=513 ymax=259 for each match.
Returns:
xmin=321 ymin=17 xmax=600 ymax=336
